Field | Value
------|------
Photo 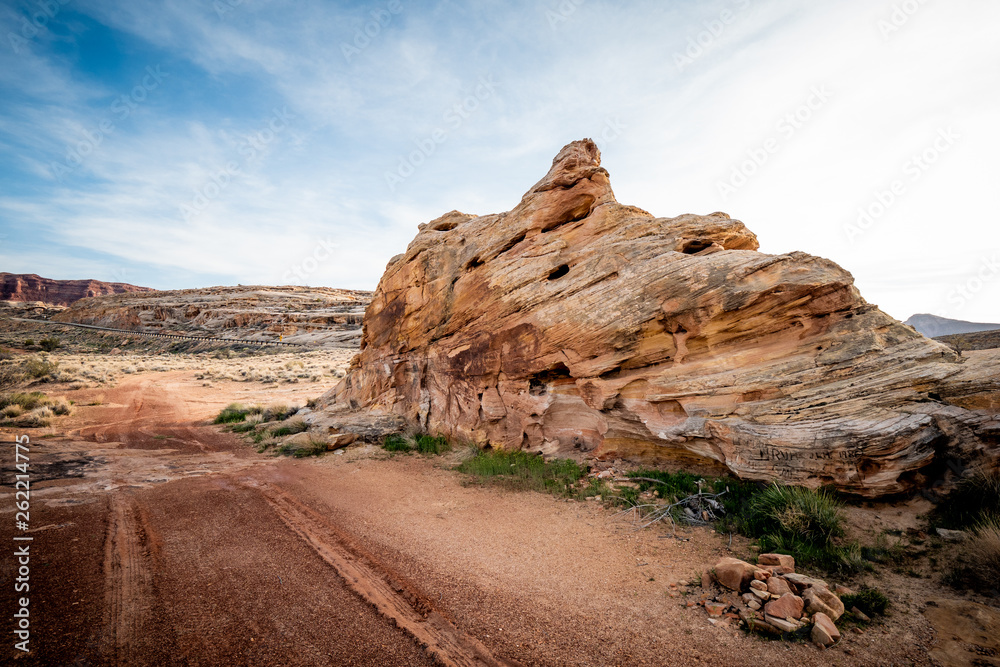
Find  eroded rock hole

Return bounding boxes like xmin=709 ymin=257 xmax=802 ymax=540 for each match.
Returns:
xmin=497 ymin=231 xmax=527 ymax=256
xmin=465 ymin=256 xmax=484 ymax=269
xmin=547 ymin=264 xmax=570 ymax=280
xmin=679 ymin=239 xmax=714 ymax=254
xmin=528 ymin=362 xmax=572 ymax=395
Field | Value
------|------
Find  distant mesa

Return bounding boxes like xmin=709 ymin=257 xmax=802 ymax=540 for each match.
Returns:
xmin=320 ymin=138 xmax=1000 ymax=498
xmin=54 ymin=285 xmax=372 ymax=348
xmin=0 ymin=272 xmax=154 ymax=307
xmin=905 ymin=313 xmax=1000 ymax=338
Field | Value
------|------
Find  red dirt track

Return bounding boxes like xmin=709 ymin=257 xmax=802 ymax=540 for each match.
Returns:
xmin=1 ymin=372 xmax=941 ymax=665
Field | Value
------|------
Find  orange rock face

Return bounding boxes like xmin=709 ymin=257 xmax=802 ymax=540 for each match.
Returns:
xmin=1 ymin=273 xmax=153 ymax=306
xmin=324 ymin=139 xmax=1000 ymax=497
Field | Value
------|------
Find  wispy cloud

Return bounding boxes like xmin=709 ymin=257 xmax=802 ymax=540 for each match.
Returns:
xmin=0 ymin=0 xmax=998 ymax=322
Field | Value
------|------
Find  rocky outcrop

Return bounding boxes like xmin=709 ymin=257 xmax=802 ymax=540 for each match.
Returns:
xmin=0 ymin=273 xmax=153 ymax=306
xmin=55 ymin=285 xmax=372 ymax=347
xmin=322 ymin=139 xmax=1000 ymax=497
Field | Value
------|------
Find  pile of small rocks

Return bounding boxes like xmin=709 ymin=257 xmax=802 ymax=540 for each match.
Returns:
xmin=695 ymin=553 xmax=860 ymax=648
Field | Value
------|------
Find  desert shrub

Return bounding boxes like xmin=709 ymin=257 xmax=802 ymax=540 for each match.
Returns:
xmin=49 ymin=397 xmax=72 ymax=416
xmin=214 ymin=403 xmax=250 ymax=424
xmin=457 ymin=448 xmax=585 ymax=496
xmin=1 ymin=404 xmax=25 ymax=418
xmin=382 ymin=434 xmax=413 ymax=452
xmin=276 ymin=438 xmax=326 ymax=458
xmin=0 ymin=392 xmax=50 ymax=411
xmin=23 ymin=356 xmax=59 ymax=379
xmin=415 ymin=434 xmax=450 ymax=455
xmin=743 ymin=484 xmax=844 ymax=545
xmin=736 ymin=484 xmax=868 ymax=573
xmin=841 ymin=586 xmax=890 ymax=617
xmin=935 ymin=471 xmax=1000 ymax=529
xmin=263 ymin=404 xmax=297 ymax=422
xmin=39 ymin=337 xmax=61 ymax=352
xmin=380 ymin=433 xmax=451 ymax=455
xmin=947 ymin=516 xmax=1000 ymax=593
xmin=23 ymin=339 xmax=34 ymax=347
xmin=269 ymin=419 xmax=308 ymax=437
xmin=14 ymin=407 xmax=53 ymax=428
xmin=230 ymin=419 xmax=260 ymax=433
xmin=0 ymin=363 xmax=25 ymax=388
xmin=0 ymin=347 xmax=12 ymax=361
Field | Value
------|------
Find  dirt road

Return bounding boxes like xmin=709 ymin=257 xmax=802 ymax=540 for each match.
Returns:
xmin=1 ymin=372 xmax=939 ymax=665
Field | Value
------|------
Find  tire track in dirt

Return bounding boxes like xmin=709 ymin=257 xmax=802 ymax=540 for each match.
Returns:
xmin=100 ymin=493 xmax=154 ymax=664
xmin=250 ymin=481 xmax=521 ymax=667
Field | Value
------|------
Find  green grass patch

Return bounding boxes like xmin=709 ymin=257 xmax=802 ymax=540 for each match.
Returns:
xmin=230 ymin=420 xmax=260 ymax=433
xmin=380 ymin=433 xmax=452 ymax=455
xmin=841 ymin=586 xmax=890 ymax=617
xmin=743 ymin=484 xmax=844 ymax=544
xmin=382 ymin=434 xmax=413 ymax=452
xmin=276 ymin=439 xmax=326 ymax=458
xmin=456 ymin=448 xmax=586 ymax=496
xmin=737 ymin=483 xmax=870 ymax=574
xmin=415 ymin=434 xmax=449 ymax=454
xmin=269 ymin=419 xmax=308 ymax=437
xmin=214 ymin=403 xmax=250 ymax=424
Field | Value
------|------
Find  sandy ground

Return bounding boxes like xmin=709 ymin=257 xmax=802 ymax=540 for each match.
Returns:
xmin=0 ymin=369 xmax=993 ymax=665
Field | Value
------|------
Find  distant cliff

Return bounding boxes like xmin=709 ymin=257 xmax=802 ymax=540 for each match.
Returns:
xmin=0 ymin=273 xmax=154 ymax=306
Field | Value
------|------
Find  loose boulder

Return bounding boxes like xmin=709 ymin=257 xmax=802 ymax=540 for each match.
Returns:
xmin=811 ymin=612 xmax=841 ymax=648
xmin=802 ymin=586 xmax=845 ymax=622
xmin=764 ymin=593 xmax=804 ymax=621
xmin=713 ymin=557 xmax=757 ymax=592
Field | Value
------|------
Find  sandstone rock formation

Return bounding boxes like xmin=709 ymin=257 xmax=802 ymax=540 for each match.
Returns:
xmin=1 ymin=273 xmax=153 ymax=306
xmin=55 ymin=285 xmax=371 ymax=347
xmin=322 ymin=139 xmax=1000 ymax=497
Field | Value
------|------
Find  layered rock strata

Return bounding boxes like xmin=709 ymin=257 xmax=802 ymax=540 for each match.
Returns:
xmin=322 ymin=140 xmax=999 ymax=496
xmin=1 ymin=273 xmax=153 ymax=306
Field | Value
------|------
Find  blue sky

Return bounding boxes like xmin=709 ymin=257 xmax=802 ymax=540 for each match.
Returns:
xmin=1 ymin=0 xmax=998 ymax=323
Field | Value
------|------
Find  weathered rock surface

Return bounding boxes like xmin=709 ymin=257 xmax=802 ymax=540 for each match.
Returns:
xmin=55 ymin=285 xmax=371 ymax=347
xmin=322 ymin=139 xmax=1000 ymax=496
xmin=924 ymin=598 xmax=1000 ymax=666
xmin=1 ymin=272 xmax=153 ymax=306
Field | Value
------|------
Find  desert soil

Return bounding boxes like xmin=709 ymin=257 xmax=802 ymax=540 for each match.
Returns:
xmin=0 ymin=369 xmax=984 ymax=666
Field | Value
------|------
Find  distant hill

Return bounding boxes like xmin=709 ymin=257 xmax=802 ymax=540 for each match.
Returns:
xmin=54 ymin=284 xmax=372 ymax=348
xmin=0 ymin=273 xmax=154 ymax=307
xmin=904 ymin=313 xmax=1000 ymax=338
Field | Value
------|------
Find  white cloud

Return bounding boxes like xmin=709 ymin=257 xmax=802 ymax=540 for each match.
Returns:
xmin=1 ymin=0 xmax=998 ymax=322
